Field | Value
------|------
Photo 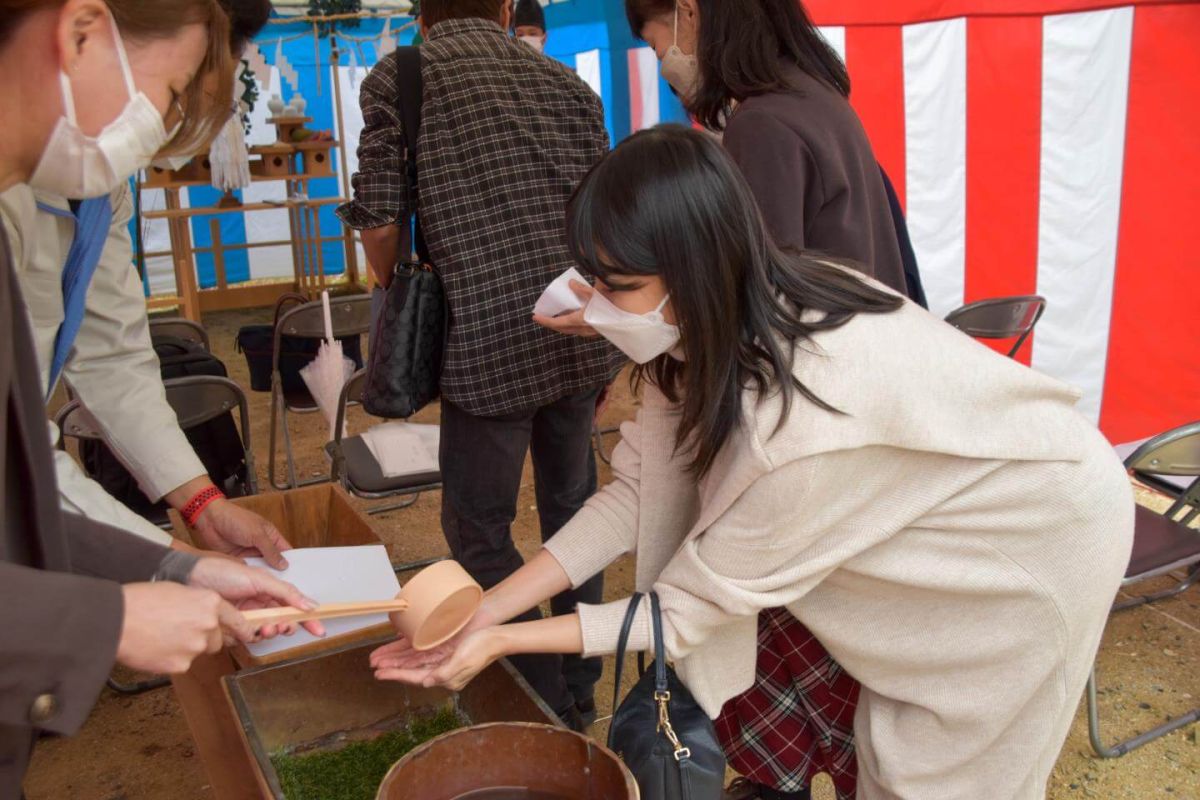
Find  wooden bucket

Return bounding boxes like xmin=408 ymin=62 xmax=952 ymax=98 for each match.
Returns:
xmin=376 ymin=723 xmax=639 ymax=800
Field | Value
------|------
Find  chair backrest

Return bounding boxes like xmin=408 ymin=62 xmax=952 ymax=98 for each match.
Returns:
xmin=149 ymin=317 xmax=211 ymax=352
xmin=54 ymin=401 xmax=104 ymax=445
xmin=333 ymin=368 xmax=370 ymax=443
xmin=273 ymin=293 xmax=372 ymax=371
xmin=55 ymin=375 xmax=257 ymax=494
xmin=1124 ymin=420 xmax=1200 ymax=525
xmin=944 ymin=295 xmax=1046 ymax=357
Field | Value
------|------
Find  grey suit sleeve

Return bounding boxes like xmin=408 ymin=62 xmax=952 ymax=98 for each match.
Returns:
xmin=0 ymin=513 xmax=186 ymax=735
xmin=60 ymin=511 xmax=172 ymax=584
xmin=0 ymin=558 xmax=124 ymax=735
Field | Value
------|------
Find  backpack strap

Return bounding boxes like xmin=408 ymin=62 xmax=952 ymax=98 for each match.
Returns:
xmin=393 ymin=46 xmax=430 ymax=265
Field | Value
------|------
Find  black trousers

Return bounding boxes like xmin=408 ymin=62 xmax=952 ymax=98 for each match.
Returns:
xmin=439 ymin=387 xmax=605 ymax=716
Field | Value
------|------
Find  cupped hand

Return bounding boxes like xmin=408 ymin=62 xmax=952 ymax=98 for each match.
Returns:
xmin=533 ymin=281 xmax=599 ymax=338
xmin=374 ymin=628 xmax=501 ymax=691
xmin=192 ymin=499 xmax=293 ymax=569
xmin=369 ymin=604 xmax=497 ymax=683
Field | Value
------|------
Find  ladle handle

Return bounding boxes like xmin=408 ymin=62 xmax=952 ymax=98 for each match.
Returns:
xmin=242 ymin=599 xmax=409 ymax=626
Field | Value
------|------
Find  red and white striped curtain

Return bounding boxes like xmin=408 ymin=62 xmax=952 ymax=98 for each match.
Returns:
xmin=797 ymin=0 xmax=1199 ymax=443
xmin=628 ymin=2 xmax=1200 ymax=442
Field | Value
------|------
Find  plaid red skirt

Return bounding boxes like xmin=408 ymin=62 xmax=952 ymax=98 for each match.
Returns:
xmin=714 ymin=608 xmax=860 ymax=799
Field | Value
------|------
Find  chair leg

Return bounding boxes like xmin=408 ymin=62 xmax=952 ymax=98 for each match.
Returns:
xmin=1088 ymin=664 xmax=1200 ymax=758
xmin=279 ymin=402 xmax=299 ymax=490
xmin=268 ymin=384 xmax=289 ymax=491
xmin=367 ymin=494 xmax=421 ymax=515
xmin=107 ymin=675 xmax=170 ymax=696
xmin=392 ymin=555 xmax=449 ymax=574
xmin=1114 ymin=567 xmax=1200 ymax=612
xmin=593 ymin=424 xmax=618 ymax=465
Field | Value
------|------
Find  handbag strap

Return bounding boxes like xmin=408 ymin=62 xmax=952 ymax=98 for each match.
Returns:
xmin=608 ymin=592 xmax=644 ymax=750
xmin=273 ymin=292 xmax=310 ymax=328
xmin=394 ymin=46 xmax=430 ymax=266
xmin=649 ymin=591 xmax=668 ymax=694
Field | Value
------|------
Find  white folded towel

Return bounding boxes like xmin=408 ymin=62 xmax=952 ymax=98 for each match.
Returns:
xmin=533 ymin=267 xmax=590 ymax=317
xmin=360 ymin=422 xmax=440 ymax=478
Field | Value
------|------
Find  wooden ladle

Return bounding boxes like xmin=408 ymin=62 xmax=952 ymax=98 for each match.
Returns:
xmin=241 ymin=598 xmax=409 ymax=626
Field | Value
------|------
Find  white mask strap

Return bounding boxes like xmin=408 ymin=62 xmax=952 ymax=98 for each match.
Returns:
xmin=654 ymin=293 xmax=671 ymax=314
xmin=58 ymin=72 xmax=79 ymax=125
xmin=106 ymin=12 xmax=138 ymax=100
xmin=673 ymin=3 xmax=680 ymax=45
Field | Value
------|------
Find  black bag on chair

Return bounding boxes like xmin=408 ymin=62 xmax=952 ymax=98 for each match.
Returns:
xmin=362 ymin=45 xmax=447 ymax=419
xmin=608 ymin=592 xmax=726 ymax=800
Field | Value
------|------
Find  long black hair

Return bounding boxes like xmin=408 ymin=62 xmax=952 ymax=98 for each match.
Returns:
xmin=625 ymin=0 xmax=849 ymax=130
xmin=567 ymin=126 xmax=901 ymax=477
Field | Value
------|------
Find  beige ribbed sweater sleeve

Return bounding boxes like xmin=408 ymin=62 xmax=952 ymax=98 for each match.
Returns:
xmin=544 ymin=416 xmax=645 ymax=586
xmin=571 ymin=455 xmax=821 ymax=658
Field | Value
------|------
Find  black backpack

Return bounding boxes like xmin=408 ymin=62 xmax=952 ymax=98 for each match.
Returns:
xmin=80 ymin=335 xmax=250 ymax=526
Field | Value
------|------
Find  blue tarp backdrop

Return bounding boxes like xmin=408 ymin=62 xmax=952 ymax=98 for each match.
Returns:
xmin=140 ymin=1 xmax=686 ymax=294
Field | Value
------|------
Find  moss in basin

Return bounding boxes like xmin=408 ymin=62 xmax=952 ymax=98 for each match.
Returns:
xmin=271 ymin=707 xmax=464 ymax=800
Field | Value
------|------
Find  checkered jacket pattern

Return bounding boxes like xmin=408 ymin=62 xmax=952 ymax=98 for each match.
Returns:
xmin=715 ymin=608 xmax=860 ymax=798
xmin=338 ymin=18 xmax=623 ymax=417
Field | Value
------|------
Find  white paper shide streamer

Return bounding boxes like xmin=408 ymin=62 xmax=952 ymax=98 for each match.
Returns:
xmin=378 ymin=17 xmax=397 ymax=57
xmin=209 ymin=69 xmax=252 ymax=192
xmin=275 ymin=38 xmax=299 ymax=92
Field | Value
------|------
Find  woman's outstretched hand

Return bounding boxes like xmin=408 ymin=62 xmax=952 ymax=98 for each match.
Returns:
xmin=372 ymin=627 xmax=502 ymax=691
xmin=369 ymin=604 xmax=498 ymax=687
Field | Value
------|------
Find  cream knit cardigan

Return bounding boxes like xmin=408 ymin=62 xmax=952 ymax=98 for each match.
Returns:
xmin=544 ymin=299 xmax=1134 ymax=799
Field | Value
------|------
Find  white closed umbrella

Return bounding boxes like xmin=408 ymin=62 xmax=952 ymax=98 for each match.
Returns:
xmin=300 ymin=290 xmax=355 ymax=441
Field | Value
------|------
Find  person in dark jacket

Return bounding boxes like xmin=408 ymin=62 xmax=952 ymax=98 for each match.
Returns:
xmin=512 ymin=0 xmax=547 ymax=52
xmin=626 ymin=0 xmax=909 ymax=301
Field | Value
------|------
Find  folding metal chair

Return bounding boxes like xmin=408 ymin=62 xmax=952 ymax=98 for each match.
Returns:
xmin=944 ymin=295 xmax=1046 ymax=358
xmin=1087 ymin=420 xmax=1200 ymax=757
xmin=326 ymin=368 xmax=446 ymax=572
xmin=55 ymin=374 xmax=259 ymax=523
xmin=593 ymin=423 xmax=619 ymax=465
xmin=148 ymin=316 xmax=211 ymax=351
xmin=267 ymin=293 xmax=372 ymax=490
xmin=1116 ymin=436 xmax=1197 ymax=500
xmin=55 ymin=374 xmax=258 ymax=695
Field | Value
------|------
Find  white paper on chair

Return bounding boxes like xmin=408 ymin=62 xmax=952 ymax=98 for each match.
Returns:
xmin=243 ymin=545 xmax=400 ymax=658
xmin=361 ymin=422 xmax=440 ymax=478
xmin=533 ymin=267 xmax=589 ymax=317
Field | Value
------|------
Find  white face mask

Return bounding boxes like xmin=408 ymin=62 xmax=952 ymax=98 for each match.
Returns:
xmin=30 ymin=13 xmax=172 ymax=198
xmin=660 ymin=4 xmax=699 ymax=102
xmin=584 ymin=290 xmax=680 ymax=365
xmin=519 ymin=35 xmax=545 ymax=54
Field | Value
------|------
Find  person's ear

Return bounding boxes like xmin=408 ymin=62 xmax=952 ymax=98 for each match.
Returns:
xmin=55 ymin=0 xmax=108 ymax=74
xmin=418 ymin=15 xmax=430 ymax=38
xmin=677 ymin=0 xmax=699 ymax=19
xmin=499 ymin=0 xmax=514 ymax=32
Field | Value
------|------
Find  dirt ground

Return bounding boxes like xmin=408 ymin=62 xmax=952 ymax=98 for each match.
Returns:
xmin=24 ymin=304 xmax=1200 ymax=800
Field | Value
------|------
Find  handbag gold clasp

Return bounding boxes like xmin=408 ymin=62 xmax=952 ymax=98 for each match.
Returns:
xmin=655 ymin=689 xmax=691 ymax=761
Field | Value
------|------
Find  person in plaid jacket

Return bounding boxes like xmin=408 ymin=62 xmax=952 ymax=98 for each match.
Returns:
xmin=339 ymin=0 xmax=623 ymax=729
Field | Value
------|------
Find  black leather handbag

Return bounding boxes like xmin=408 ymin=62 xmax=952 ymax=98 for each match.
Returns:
xmin=361 ymin=45 xmax=446 ymax=419
xmin=608 ymin=592 xmax=726 ymax=800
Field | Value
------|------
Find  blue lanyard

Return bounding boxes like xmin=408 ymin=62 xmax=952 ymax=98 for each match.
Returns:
xmin=38 ymin=196 xmax=113 ymax=397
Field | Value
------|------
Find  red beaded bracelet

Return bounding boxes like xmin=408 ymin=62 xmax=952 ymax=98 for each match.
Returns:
xmin=182 ymin=486 xmax=225 ymax=527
